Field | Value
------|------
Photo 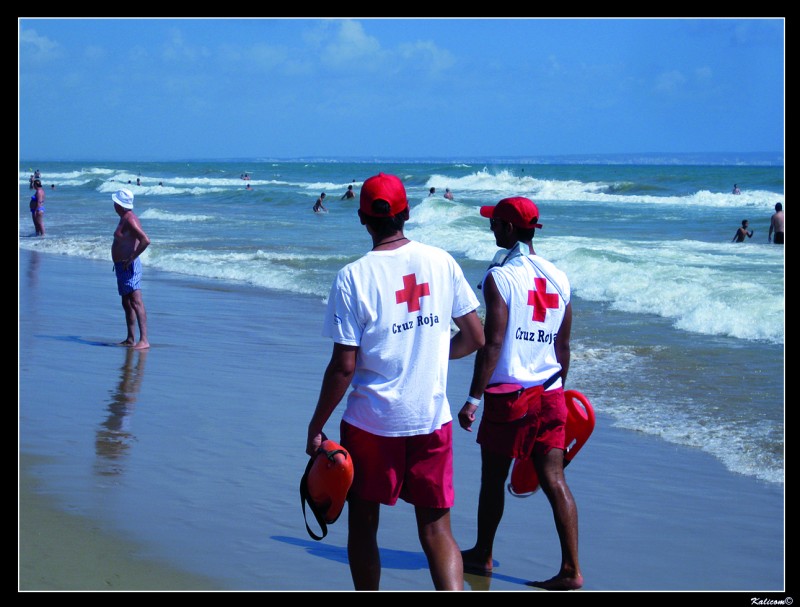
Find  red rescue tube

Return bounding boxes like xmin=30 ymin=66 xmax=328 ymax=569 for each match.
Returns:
xmin=307 ymin=440 xmax=354 ymax=523
xmin=507 ymin=389 xmax=595 ymax=497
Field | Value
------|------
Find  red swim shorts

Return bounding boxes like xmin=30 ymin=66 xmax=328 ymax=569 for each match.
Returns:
xmin=477 ymin=386 xmax=567 ymax=459
xmin=340 ymin=420 xmax=454 ymax=509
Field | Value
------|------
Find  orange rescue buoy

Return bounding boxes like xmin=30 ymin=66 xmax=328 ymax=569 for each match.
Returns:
xmin=301 ymin=439 xmax=354 ymax=540
xmin=507 ymin=389 xmax=595 ymax=497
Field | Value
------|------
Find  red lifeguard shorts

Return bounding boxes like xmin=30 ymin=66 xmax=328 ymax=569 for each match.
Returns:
xmin=477 ymin=386 xmax=567 ymax=459
xmin=340 ymin=420 xmax=454 ymax=509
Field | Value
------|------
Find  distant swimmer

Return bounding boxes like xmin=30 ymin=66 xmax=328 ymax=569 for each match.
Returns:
xmin=246 ymin=183 xmax=252 ymax=190
xmin=769 ymin=203 xmax=784 ymax=244
xmin=733 ymin=184 xmax=741 ymax=195
xmin=341 ymin=185 xmax=355 ymax=200
xmin=732 ymin=219 xmax=754 ymax=243
xmin=443 ymin=188 xmax=454 ymax=201
xmin=313 ymin=192 xmax=327 ymax=213
xmin=30 ymin=179 xmax=45 ymax=236
xmin=428 ymin=187 xmax=436 ymax=197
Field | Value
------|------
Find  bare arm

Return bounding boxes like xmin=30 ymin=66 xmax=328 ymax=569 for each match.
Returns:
xmin=555 ymin=302 xmax=573 ymax=386
xmin=124 ymin=215 xmax=151 ymax=267
xmin=306 ymin=343 xmax=357 ymax=456
xmin=449 ymin=309 xmax=485 ymax=360
xmin=458 ymin=273 xmax=506 ymax=431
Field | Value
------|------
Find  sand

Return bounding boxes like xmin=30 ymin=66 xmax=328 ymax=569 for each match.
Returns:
xmin=18 ymin=248 xmax=786 ymax=594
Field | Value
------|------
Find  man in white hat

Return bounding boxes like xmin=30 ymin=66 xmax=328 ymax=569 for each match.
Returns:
xmin=111 ymin=188 xmax=150 ymax=349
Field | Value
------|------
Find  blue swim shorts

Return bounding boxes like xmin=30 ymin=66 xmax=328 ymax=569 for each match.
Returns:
xmin=114 ymin=258 xmax=143 ymax=296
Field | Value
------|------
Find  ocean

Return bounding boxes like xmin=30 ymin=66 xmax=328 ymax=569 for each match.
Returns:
xmin=18 ymin=157 xmax=785 ymax=589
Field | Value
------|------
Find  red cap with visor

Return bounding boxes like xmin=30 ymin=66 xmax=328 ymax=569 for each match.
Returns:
xmin=479 ymin=196 xmax=542 ymax=229
xmin=359 ymin=173 xmax=409 ymax=217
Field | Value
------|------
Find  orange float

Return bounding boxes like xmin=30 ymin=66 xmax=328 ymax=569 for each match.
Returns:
xmin=300 ymin=439 xmax=354 ymax=540
xmin=507 ymin=389 xmax=595 ymax=497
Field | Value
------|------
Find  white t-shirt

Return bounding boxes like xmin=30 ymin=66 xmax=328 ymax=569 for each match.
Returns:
xmin=484 ymin=252 xmax=570 ymax=389
xmin=323 ymin=240 xmax=480 ymax=437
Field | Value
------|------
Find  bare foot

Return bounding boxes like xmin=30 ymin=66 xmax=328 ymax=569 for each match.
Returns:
xmin=133 ymin=340 xmax=150 ymax=350
xmin=119 ymin=339 xmax=135 ymax=347
xmin=527 ymin=573 xmax=584 ymax=591
xmin=461 ymin=548 xmax=493 ymax=575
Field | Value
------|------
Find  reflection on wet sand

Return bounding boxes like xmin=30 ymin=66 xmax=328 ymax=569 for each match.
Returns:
xmin=95 ymin=347 xmax=148 ymax=476
xmin=464 ymin=570 xmax=492 ymax=591
xmin=26 ymin=249 xmax=40 ymax=288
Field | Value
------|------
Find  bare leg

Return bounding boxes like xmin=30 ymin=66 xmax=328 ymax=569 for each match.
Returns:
xmin=461 ymin=449 xmax=512 ymax=574
xmin=33 ymin=211 xmax=45 ymax=236
xmin=528 ymin=448 xmax=583 ymax=590
xmin=416 ymin=507 xmax=463 ymax=590
xmin=128 ymin=290 xmax=150 ymax=349
xmin=120 ymin=294 xmax=136 ymax=346
xmin=347 ymin=497 xmax=381 ymax=590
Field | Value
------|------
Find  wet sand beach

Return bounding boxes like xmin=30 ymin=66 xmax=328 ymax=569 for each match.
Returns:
xmin=19 ymin=249 xmax=786 ymax=593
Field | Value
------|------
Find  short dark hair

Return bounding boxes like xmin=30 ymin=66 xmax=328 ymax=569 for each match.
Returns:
xmin=776 ymin=202 xmax=782 ymax=211
xmin=359 ymin=201 xmax=408 ymax=237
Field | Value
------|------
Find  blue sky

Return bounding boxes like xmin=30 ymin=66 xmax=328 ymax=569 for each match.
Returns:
xmin=18 ymin=18 xmax=784 ymax=161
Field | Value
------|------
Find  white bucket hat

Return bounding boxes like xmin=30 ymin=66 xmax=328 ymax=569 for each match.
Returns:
xmin=112 ymin=188 xmax=134 ymax=209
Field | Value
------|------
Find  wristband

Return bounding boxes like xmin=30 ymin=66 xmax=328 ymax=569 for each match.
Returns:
xmin=465 ymin=396 xmax=481 ymax=407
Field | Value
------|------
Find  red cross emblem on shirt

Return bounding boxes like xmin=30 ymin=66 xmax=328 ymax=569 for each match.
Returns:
xmin=527 ymin=277 xmax=559 ymax=322
xmin=396 ymin=273 xmax=430 ymax=313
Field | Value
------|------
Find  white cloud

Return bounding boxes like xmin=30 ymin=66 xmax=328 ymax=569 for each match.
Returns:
xmin=162 ymin=28 xmax=211 ymax=62
xmin=19 ymin=28 xmax=61 ymax=62
xmin=397 ymin=40 xmax=455 ymax=74
xmin=654 ymin=69 xmax=686 ymax=94
xmin=84 ymin=45 xmax=106 ymax=61
xmin=694 ymin=66 xmax=713 ymax=82
xmin=320 ymin=20 xmax=384 ymax=69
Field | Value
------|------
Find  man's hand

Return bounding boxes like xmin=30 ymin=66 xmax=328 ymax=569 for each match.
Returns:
xmin=458 ymin=403 xmax=478 ymax=432
xmin=306 ymin=430 xmax=326 ymax=457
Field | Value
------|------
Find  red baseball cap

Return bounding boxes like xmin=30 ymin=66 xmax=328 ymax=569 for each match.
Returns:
xmin=480 ymin=196 xmax=542 ymax=229
xmin=359 ymin=172 xmax=409 ymax=217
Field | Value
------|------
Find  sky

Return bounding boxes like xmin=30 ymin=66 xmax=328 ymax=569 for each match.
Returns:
xmin=18 ymin=18 xmax=785 ymax=162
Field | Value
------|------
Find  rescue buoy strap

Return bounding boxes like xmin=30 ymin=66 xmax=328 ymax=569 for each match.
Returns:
xmin=300 ymin=456 xmax=328 ymax=541
xmin=322 ymin=448 xmax=348 ymax=462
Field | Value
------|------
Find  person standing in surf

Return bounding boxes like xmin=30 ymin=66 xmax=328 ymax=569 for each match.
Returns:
xmin=313 ymin=192 xmax=327 ymax=213
xmin=111 ymin=188 xmax=150 ymax=350
xmin=769 ymin=203 xmax=784 ymax=244
xmin=30 ymin=179 xmax=46 ymax=236
xmin=457 ymin=196 xmax=582 ymax=590
xmin=305 ymin=172 xmax=484 ymax=590
xmin=732 ymin=219 xmax=754 ymax=242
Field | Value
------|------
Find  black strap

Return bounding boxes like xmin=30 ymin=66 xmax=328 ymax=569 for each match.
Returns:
xmin=300 ymin=456 xmax=328 ymax=541
xmin=299 ymin=447 xmax=350 ymax=541
xmin=543 ymin=371 xmax=561 ymax=390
